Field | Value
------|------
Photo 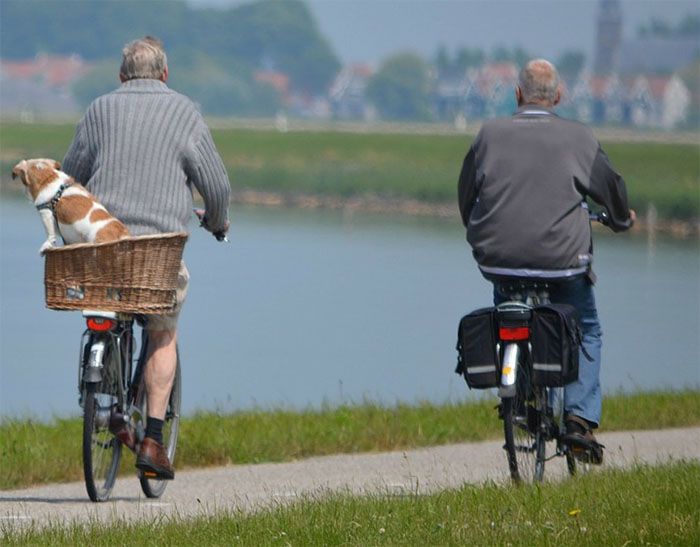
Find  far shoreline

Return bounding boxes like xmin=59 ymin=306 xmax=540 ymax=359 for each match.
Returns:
xmin=2 ymin=184 xmax=698 ymax=239
xmin=231 ymin=188 xmax=700 ymax=239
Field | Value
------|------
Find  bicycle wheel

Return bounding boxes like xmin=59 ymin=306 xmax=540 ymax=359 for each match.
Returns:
xmin=82 ymin=337 xmax=123 ymax=502
xmin=502 ymin=365 xmax=546 ymax=483
xmin=137 ymin=355 xmax=182 ymax=498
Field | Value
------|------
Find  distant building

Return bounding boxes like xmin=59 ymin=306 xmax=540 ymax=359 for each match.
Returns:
xmin=618 ymin=38 xmax=700 ymax=75
xmin=593 ymin=0 xmax=623 ymax=75
xmin=572 ymin=73 xmax=624 ymax=123
xmin=593 ymin=0 xmax=699 ymax=76
xmin=464 ymin=62 xmax=518 ymax=120
xmin=2 ymin=53 xmax=87 ymax=87
xmin=625 ymin=74 xmax=691 ymax=129
xmin=0 ymin=54 xmax=88 ymax=117
xmin=254 ymin=70 xmax=291 ymax=103
xmin=329 ymin=64 xmax=375 ymax=120
xmin=572 ymin=71 xmax=691 ymax=128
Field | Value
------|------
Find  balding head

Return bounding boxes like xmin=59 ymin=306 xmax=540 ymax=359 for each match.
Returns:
xmin=516 ymin=59 xmax=561 ymax=107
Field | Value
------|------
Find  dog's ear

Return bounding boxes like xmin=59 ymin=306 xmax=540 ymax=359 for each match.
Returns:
xmin=53 ymin=160 xmax=62 ymax=170
xmin=12 ymin=162 xmax=27 ymax=184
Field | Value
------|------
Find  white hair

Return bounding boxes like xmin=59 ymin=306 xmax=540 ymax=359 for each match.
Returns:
xmin=518 ymin=59 xmax=560 ymax=104
xmin=120 ymin=36 xmax=167 ymax=81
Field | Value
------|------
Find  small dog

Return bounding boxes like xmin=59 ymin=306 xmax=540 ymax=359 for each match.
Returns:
xmin=12 ymin=158 xmax=129 ymax=254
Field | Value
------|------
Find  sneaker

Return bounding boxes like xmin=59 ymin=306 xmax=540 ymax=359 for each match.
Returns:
xmin=136 ymin=437 xmax=175 ymax=480
xmin=109 ymin=411 xmax=136 ymax=451
xmin=562 ymin=415 xmax=604 ymax=465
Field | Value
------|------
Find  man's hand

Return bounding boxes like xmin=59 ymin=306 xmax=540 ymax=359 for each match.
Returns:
xmin=193 ymin=208 xmax=229 ymax=241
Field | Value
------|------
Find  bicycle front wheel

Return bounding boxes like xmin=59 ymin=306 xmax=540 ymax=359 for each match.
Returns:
xmin=138 ymin=355 xmax=182 ymax=499
xmin=82 ymin=339 xmax=122 ymax=502
xmin=502 ymin=369 xmax=546 ymax=483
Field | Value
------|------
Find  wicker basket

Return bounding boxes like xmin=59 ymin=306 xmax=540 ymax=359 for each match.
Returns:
xmin=44 ymin=232 xmax=188 ymax=313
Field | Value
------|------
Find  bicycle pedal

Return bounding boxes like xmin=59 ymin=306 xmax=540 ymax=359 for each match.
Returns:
xmin=142 ymin=471 xmax=158 ymax=478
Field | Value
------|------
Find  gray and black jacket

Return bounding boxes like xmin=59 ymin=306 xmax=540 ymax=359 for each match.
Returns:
xmin=458 ymin=105 xmax=633 ymax=278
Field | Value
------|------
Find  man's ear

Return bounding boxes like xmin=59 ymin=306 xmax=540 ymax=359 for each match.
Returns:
xmin=553 ymin=88 xmax=561 ymax=106
xmin=119 ymin=72 xmax=127 ymax=83
xmin=515 ymin=86 xmax=523 ymax=106
xmin=160 ymin=65 xmax=169 ymax=83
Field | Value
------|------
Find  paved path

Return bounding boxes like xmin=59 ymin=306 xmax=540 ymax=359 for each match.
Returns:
xmin=1 ymin=427 xmax=698 ymax=531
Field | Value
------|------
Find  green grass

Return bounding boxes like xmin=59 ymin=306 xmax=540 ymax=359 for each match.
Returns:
xmin=1 ymin=122 xmax=698 ymax=219
xmin=1 ymin=390 xmax=698 ymax=491
xmin=3 ymin=462 xmax=698 ymax=545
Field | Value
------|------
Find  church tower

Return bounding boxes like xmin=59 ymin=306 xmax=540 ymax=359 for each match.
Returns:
xmin=593 ymin=0 xmax=623 ymax=74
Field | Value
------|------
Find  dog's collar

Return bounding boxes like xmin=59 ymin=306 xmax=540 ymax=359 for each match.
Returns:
xmin=36 ymin=181 xmax=74 ymax=212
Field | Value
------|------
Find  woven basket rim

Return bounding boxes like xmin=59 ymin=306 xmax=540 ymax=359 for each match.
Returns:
xmin=43 ymin=232 xmax=188 ymax=254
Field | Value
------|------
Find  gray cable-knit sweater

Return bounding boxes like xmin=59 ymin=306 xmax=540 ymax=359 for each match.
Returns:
xmin=62 ymin=78 xmax=230 ymax=236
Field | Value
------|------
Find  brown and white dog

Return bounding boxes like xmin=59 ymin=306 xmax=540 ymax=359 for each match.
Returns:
xmin=12 ymin=158 xmax=129 ymax=254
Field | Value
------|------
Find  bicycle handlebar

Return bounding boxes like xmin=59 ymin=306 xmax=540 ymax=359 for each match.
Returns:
xmin=193 ymin=208 xmax=228 ymax=242
xmin=589 ymin=210 xmax=610 ymax=226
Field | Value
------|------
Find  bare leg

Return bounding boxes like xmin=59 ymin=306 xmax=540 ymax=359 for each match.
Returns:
xmin=144 ymin=329 xmax=177 ymax=419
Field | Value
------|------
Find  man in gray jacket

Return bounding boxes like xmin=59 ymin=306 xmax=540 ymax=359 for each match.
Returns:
xmin=63 ymin=36 xmax=230 ymax=479
xmin=458 ymin=59 xmax=635 ymax=462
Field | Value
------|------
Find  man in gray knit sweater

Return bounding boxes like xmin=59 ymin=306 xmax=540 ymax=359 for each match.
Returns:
xmin=63 ymin=36 xmax=230 ymax=479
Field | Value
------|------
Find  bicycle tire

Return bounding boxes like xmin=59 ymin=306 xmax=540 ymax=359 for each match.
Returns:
xmin=502 ymin=364 xmax=546 ymax=483
xmin=82 ymin=338 xmax=122 ymax=502
xmin=137 ymin=354 xmax=182 ymax=498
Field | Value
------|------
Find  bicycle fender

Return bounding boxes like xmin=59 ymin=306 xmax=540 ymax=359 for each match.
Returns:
xmin=83 ymin=340 xmax=105 ymax=383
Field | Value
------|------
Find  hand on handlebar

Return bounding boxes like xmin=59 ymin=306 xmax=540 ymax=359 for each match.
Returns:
xmin=193 ymin=208 xmax=229 ymax=242
xmin=589 ymin=208 xmax=636 ymax=229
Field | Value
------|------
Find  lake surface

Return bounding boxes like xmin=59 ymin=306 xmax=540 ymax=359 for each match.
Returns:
xmin=1 ymin=197 xmax=698 ymax=420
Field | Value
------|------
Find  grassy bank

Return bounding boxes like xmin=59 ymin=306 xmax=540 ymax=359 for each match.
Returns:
xmin=3 ymin=462 xmax=698 ymax=545
xmin=1 ymin=390 xmax=698 ymax=490
xmin=1 ymin=122 xmax=698 ymax=220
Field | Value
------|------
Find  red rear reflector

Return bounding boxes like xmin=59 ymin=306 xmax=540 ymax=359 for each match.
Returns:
xmin=499 ymin=326 xmax=530 ymax=341
xmin=86 ymin=318 xmax=116 ymax=332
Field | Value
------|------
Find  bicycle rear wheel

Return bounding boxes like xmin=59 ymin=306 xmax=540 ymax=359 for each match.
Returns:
xmin=136 ymin=353 xmax=182 ymax=498
xmin=82 ymin=337 xmax=122 ymax=502
xmin=502 ymin=366 xmax=546 ymax=483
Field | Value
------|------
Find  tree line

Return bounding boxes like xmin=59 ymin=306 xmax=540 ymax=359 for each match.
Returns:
xmin=1 ymin=0 xmax=339 ymax=116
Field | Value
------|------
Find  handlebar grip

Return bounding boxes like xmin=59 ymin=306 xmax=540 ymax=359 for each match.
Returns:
xmin=590 ymin=210 xmax=610 ymax=226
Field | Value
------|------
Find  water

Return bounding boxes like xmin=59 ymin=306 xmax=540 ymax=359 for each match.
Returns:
xmin=1 ymin=197 xmax=698 ymax=420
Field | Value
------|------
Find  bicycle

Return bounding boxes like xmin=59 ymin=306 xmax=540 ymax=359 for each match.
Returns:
xmin=494 ymin=211 xmax=610 ymax=483
xmin=457 ymin=210 xmax=609 ymax=483
xmin=78 ymin=213 xmax=226 ymax=502
xmin=492 ymin=279 xmax=590 ymax=483
xmin=79 ymin=310 xmax=181 ymax=501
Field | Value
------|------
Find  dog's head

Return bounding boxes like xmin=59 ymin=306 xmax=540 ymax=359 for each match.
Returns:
xmin=12 ymin=159 xmax=62 ymax=200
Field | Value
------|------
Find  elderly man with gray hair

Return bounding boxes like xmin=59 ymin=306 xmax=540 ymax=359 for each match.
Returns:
xmin=458 ymin=59 xmax=635 ymax=464
xmin=63 ymin=36 xmax=231 ymax=481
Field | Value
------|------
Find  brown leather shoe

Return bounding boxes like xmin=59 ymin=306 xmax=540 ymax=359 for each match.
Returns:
xmin=109 ymin=411 xmax=136 ymax=452
xmin=562 ymin=415 xmax=604 ymax=465
xmin=136 ymin=437 xmax=174 ymax=480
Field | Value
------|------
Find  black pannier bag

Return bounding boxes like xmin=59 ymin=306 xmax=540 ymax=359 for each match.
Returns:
xmin=456 ymin=307 xmax=499 ymax=389
xmin=530 ymin=303 xmax=584 ymax=387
